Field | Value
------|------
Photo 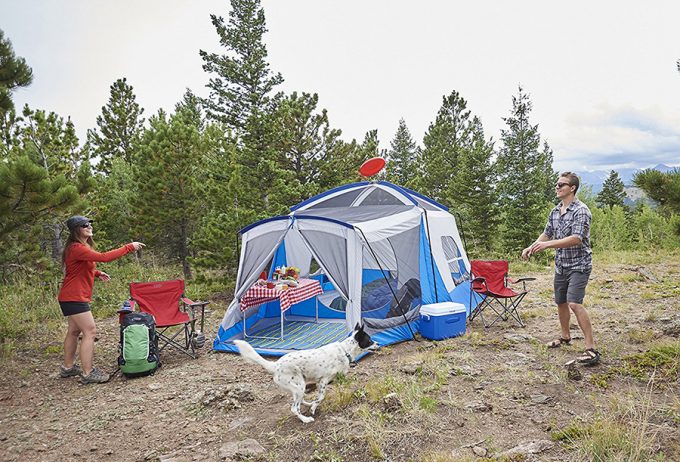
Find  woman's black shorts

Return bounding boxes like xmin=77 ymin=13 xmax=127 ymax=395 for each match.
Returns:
xmin=59 ymin=301 xmax=91 ymax=316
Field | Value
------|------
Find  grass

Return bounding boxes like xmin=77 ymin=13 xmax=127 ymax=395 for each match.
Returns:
xmin=418 ymin=452 xmax=479 ymax=462
xmin=552 ymin=382 xmax=673 ymax=461
xmin=621 ymin=341 xmax=680 ymax=382
xmin=2 ymin=248 xmax=679 ymax=460
xmin=0 ymin=258 xmax=207 ymax=360
xmin=322 ymin=347 xmax=457 ymax=459
xmin=627 ymin=327 xmax=656 ymax=344
xmin=593 ymin=248 xmax=680 ymax=266
xmin=589 ymin=340 xmax=680 ymax=389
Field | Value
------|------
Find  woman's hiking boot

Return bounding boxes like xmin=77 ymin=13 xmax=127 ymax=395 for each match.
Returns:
xmin=59 ymin=364 xmax=82 ymax=378
xmin=546 ymin=337 xmax=571 ymax=348
xmin=80 ymin=367 xmax=110 ymax=384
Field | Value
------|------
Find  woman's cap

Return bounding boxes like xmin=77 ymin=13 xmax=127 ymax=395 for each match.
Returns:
xmin=66 ymin=215 xmax=93 ymax=232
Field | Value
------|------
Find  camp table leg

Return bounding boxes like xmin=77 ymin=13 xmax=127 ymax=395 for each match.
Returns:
xmin=242 ymin=308 xmax=283 ymax=341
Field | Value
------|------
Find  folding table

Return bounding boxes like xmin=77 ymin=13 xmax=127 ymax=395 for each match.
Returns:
xmin=240 ymin=278 xmax=323 ymax=340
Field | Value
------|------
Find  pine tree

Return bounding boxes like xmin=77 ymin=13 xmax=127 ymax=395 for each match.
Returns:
xmin=0 ymin=29 xmax=33 ymax=117
xmin=496 ymin=87 xmax=553 ymax=252
xmin=89 ymin=158 xmax=136 ymax=249
xmin=538 ymin=141 xmax=558 ymax=203
xmin=267 ymin=92 xmax=350 ymax=203
xmin=386 ymin=118 xmax=418 ymax=186
xmin=596 ymin=170 xmax=626 ymax=208
xmin=417 ymin=90 xmax=473 ymax=202
xmin=87 ymin=78 xmax=145 ymax=174
xmin=0 ymin=156 xmax=80 ymax=280
xmin=633 ymin=168 xmax=680 ymax=214
xmin=13 ymin=107 xmax=86 ymax=178
xmin=447 ymin=117 xmax=499 ymax=254
xmin=361 ymin=129 xmax=380 ymax=157
xmin=0 ymin=107 xmax=87 ymax=275
xmin=316 ymin=137 xmax=366 ymax=189
xmin=199 ymin=0 xmax=283 ymax=131
xmin=133 ymin=96 xmax=209 ymax=279
xmin=190 ymin=137 xmax=250 ymax=282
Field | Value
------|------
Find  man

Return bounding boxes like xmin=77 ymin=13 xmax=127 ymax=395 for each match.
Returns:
xmin=522 ymin=172 xmax=600 ymax=366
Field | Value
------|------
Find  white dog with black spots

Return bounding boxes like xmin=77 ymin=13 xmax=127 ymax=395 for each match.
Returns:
xmin=234 ymin=324 xmax=379 ymax=423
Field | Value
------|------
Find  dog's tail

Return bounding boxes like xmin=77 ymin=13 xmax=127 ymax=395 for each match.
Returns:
xmin=233 ymin=340 xmax=276 ymax=375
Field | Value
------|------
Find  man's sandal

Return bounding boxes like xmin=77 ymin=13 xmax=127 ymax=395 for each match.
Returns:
xmin=546 ymin=337 xmax=571 ymax=348
xmin=577 ymin=348 xmax=600 ymax=366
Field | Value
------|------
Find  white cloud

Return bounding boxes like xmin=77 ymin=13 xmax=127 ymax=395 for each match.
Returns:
xmin=552 ymin=104 xmax=680 ymax=171
xmin=3 ymin=0 xmax=680 ymax=173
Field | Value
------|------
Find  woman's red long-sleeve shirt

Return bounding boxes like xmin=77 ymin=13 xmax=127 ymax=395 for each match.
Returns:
xmin=58 ymin=243 xmax=135 ymax=302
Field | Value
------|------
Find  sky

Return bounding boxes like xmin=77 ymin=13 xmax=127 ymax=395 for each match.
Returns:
xmin=3 ymin=0 xmax=680 ymax=173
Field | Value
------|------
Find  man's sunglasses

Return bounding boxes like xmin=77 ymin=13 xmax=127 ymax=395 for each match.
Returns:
xmin=556 ymin=182 xmax=572 ymax=188
xmin=80 ymin=222 xmax=93 ymax=228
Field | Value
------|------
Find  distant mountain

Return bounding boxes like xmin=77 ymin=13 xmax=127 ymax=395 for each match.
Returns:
xmin=579 ymin=163 xmax=676 ymax=194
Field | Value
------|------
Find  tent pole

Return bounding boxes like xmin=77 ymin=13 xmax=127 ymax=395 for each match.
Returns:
xmin=422 ymin=209 xmax=439 ymax=303
xmin=454 ymin=212 xmax=468 ymax=252
xmin=356 ymin=228 xmax=418 ymax=341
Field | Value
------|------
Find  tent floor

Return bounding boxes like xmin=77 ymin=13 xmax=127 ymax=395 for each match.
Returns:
xmin=244 ymin=320 xmax=347 ymax=350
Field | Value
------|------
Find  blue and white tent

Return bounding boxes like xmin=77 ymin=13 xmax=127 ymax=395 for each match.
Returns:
xmin=213 ymin=181 xmax=473 ymax=356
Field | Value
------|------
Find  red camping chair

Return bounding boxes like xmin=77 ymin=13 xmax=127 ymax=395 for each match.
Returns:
xmin=469 ymin=260 xmax=535 ymax=328
xmin=128 ymin=280 xmax=208 ymax=359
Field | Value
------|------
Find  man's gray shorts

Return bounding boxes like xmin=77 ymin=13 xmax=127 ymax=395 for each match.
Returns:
xmin=554 ymin=269 xmax=591 ymax=304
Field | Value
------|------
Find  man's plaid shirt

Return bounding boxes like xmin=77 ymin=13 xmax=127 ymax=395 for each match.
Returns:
xmin=543 ymin=198 xmax=592 ymax=273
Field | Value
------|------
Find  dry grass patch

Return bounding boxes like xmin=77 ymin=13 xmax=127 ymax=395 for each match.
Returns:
xmin=418 ymin=451 xmax=479 ymax=462
xmin=552 ymin=383 xmax=675 ymax=461
xmin=621 ymin=341 xmax=680 ymax=382
xmin=627 ymin=327 xmax=657 ymax=344
xmin=323 ymin=381 xmax=356 ymax=413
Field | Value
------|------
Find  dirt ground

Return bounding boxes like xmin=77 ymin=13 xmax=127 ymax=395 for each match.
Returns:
xmin=1 ymin=257 xmax=678 ymax=462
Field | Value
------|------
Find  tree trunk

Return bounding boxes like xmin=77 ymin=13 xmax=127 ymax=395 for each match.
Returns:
xmin=51 ymin=223 xmax=63 ymax=262
xmin=180 ymin=219 xmax=192 ymax=280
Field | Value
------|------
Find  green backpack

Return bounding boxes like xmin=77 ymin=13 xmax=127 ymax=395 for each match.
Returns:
xmin=118 ymin=312 xmax=160 ymax=377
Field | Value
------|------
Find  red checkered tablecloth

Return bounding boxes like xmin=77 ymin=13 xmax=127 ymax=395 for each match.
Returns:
xmin=240 ymin=278 xmax=323 ymax=312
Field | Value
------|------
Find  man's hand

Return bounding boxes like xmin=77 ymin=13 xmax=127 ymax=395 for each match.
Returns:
xmin=98 ymin=272 xmax=111 ymax=282
xmin=530 ymin=241 xmax=551 ymax=254
xmin=521 ymin=246 xmax=533 ymax=260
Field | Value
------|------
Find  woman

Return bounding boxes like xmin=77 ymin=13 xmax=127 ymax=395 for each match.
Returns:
xmin=58 ymin=215 xmax=145 ymax=384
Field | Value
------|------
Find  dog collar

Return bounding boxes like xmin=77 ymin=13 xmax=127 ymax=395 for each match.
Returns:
xmin=339 ymin=346 xmax=354 ymax=364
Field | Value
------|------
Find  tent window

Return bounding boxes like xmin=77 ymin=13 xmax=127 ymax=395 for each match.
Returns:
xmin=359 ymin=188 xmax=404 ymax=206
xmin=309 ymin=257 xmax=321 ymax=275
xmin=416 ymin=199 xmax=440 ymax=211
xmin=308 ymin=188 xmax=364 ymax=209
xmin=441 ymin=236 xmax=463 ymax=277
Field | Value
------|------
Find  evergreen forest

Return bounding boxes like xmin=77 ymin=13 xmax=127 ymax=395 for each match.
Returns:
xmin=1 ymin=0 xmax=679 ymax=299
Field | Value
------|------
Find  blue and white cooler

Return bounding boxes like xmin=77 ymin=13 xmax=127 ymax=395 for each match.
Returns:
xmin=419 ymin=302 xmax=467 ymax=340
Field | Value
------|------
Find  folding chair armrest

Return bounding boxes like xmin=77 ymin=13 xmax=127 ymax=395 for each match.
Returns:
xmin=508 ymin=277 xmax=536 ymax=284
xmin=508 ymin=277 xmax=535 ymax=291
xmin=182 ymin=297 xmax=209 ymax=308
xmin=471 ymin=276 xmax=488 ymax=292
xmin=181 ymin=298 xmax=208 ymax=331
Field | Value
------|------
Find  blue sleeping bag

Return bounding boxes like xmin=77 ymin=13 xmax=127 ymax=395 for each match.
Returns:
xmin=329 ymin=278 xmax=397 ymax=312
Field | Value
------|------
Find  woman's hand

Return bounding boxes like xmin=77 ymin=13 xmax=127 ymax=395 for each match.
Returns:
xmin=98 ymin=272 xmax=111 ymax=282
xmin=131 ymin=242 xmax=146 ymax=251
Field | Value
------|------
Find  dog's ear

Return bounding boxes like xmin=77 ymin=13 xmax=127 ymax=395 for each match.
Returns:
xmin=354 ymin=322 xmax=361 ymax=332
